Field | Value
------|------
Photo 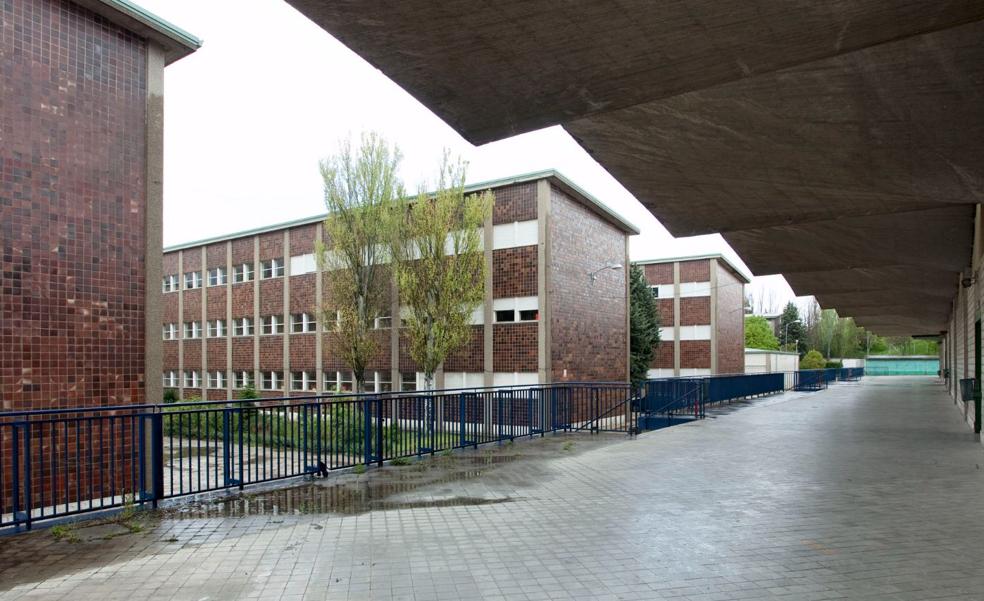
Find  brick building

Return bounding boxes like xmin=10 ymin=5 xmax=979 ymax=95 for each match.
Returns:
xmin=161 ymin=171 xmax=638 ymax=400
xmin=0 ymin=0 xmax=199 ymax=411
xmin=635 ymin=254 xmax=750 ymax=377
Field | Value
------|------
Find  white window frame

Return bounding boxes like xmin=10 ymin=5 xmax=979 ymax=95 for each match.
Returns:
xmin=207 ymin=319 xmax=227 ymax=338
xmin=261 ymin=258 xmax=284 ymax=279
xmin=184 ymin=271 xmax=202 ymax=290
xmin=183 ymin=321 xmax=202 ymax=339
xmin=374 ymin=315 xmax=392 ymax=330
xmin=207 ymin=266 xmax=227 ymax=287
xmin=163 ymin=371 xmax=178 ymax=387
xmin=261 ymin=371 xmax=283 ymax=391
xmin=234 ymin=371 xmax=254 ymax=389
xmin=162 ymin=323 xmax=177 ymax=340
xmin=292 ymin=313 xmax=316 ymax=333
xmin=492 ymin=297 xmax=538 ymax=324
xmin=233 ymin=317 xmax=253 ymax=337
xmin=374 ymin=371 xmax=392 ymax=393
xmin=208 ymin=371 xmax=227 ymax=389
xmin=233 ymin=263 xmax=254 ymax=283
xmin=183 ymin=370 xmax=201 ymax=388
xmin=291 ymin=371 xmax=317 ymax=392
xmin=262 ymin=315 xmax=284 ymax=335
xmin=162 ymin=274 xmax=178 ymax=293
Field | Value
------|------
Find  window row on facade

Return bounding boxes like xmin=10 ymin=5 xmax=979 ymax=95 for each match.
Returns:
xmin=162 ymin=256 xmax=313 ymax=292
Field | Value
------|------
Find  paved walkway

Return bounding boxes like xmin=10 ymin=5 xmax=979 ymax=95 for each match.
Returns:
xmin=1 ymin=377 xmax=983 ymax=601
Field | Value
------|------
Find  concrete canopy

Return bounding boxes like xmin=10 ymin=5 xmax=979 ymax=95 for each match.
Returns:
xmin=287 ymin=0 xmax=984 ymax=336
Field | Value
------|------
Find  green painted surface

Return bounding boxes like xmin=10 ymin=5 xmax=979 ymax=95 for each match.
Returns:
xmin=866 ymin=358 xmax=939 ymax=376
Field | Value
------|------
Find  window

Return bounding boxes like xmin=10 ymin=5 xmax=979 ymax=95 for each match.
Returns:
xmin=292 ymin=313 xmax=316 ymax=333
xmin=207 ymin=319 xmax=227 ymax=338
xmin=494 ymin=310 xmax=515 ymax=323
xmin=401 ymin=372 xmax=417 ymax=392
xmin=261 ymin=258 xmax=284 ymax=279
xmin=234 ymin=371 xmax=254 ymax=389
xmin=261 ymin=371 xmax=283 ymax=391
xmin=184 ymin=271 xmax=202 ymax=290
xmin=183 ymin=321 xmax=202 ymax=339
xmin=233 ymin=263 xmax=254 ymax=283
xmin=208 ymin=371 xmax=227 ymax=389
xmin=290 ymin=254 xmax=316 ymax=275
xmin=262 ymin=315 xmax=284 ymax=335
xmin=163 ymin=371 xmax=178 ymax=388
xmin=291 ymin=371 xmax=316 ymax=392
xmin=650 ymin=285 xmax=659 ymax=299
xmin=339 ymin=371 xmax=353 ymax=392
xmin=162 ymin=323 xmax=177 ymax=340
xmin=324 ymin=310 xmax=341 ymax=332
xmin=375 ymin=371 xmax=392 ymax=393
xmin=518 ymin=309 xmax=538 ymax=322
xmin=183 ymin=370 xmax=201 ymax=388
xmin=233 ymin=317 xmax=253 ymax=336
xmin=374 ymin=315 xmax=392 ymax=329
xmin=162 ymin=275 xmax=178 ymax=293
xmin=208 ymin=267 xmax=227 ymax=286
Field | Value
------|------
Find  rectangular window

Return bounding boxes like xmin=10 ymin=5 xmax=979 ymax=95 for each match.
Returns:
xmin=339 ymin=371 xmax=353 ymax=392
xmin=291 ymin=313 xmax=316 ymax=333
xmin=650 ymin=285 xmax=659 ymax=298
xmin=518 ymin=309 xmax=539 ymax=322
xmin=374 ymin=315 xmax=392 ymax=330
xmin=163 ymin=371 xmax=178 ymax=388
xmin=401 ymin=372 xmax=417 ymax=392
xmin=235 ymin=371 xmax=254 ymax=389
xmin=261 ymin=258 xmax=284 ymax=279
xmin=207 ymin=319 xmax=227 ymax=337
xmin=208 ymin=267 xmax=227 ymax=287
xmin=162 ymin=274 xmax=178 ymax=293
xmin=184 ymin=271 xmax=202 ymax=290
xmin=290 ymin=253 xmax=316 ymax=275
xmin=494 ymin=310 xmax=515 ymax=323
xmin=376 ymin=371 xmax=392 ymax=393
xmin=261 ymin=371 xmax=282 ymax=391
xmin=162 ymin=323 xmax=177 ymax=340
xmin=183 ymin=370 xmax=201 ymax=388
xmin=183 ymin=321 xmax=202 ymax=339
xmin=233 ymin=317 xmax=253 ymax=336
xmin=208 ymin=371 xmax=227 ymax=389
xmin=262 ymin=315 xmax=284 ymax=335
xmin=233 ymin=263 xmax=254 ymax=283
xmin=291 ymin=371 xmax=316 ymax=392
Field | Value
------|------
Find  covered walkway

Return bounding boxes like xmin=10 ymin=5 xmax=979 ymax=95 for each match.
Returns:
xmin=1 ymin=377 xmax=983 ymax=600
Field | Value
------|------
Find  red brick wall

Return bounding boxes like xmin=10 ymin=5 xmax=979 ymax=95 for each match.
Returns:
xmin=259 ymin=279 xmax=283 ymax=314
xmin=289 ymin=274 xmax=316 ymax=314
xmin=445 ymin=326 xmax=484 ymax=371
xmin=651 ymin=343 xmax=674 ymax=369
xmin=231 ymin=284 xmax=253 ymax=319
xmin=491 ymin=182 xmax=536 ymax=224
xmin=206 ymin=287 xmax=226 ymax=320
xmin=163 ymin=341 xmax=179 ymax=372
xmin=493 ymin=324 xmax=537 ymax=372
xmin=231 ymin=339 xmax=253 ymax=371
xmin=548 ymin=185 xmax=628 ymax=382
xmin=205 ymin=243 xmax=226 ymax=269
xmin=643 ymin=263 xmax=674 ymax=285
xmin=258 ymin=232 xmax=283 ymax=261
xmin=289 ymin=224 xmax=318 ymax=254
xmin=231 ymin=237 xmax=253 ymax=263
xmin=258 ymin=337 xmax=283 ymax=371
xmin=715 ymin=263 xmax=746 ymax=374
xmin=290 ymin=334 xmax=316 ymax=368
xmin=680 ymin=340 xmax=711 ymax=369
xmin=679 ymin=260 xmax=710 ymax=283
xmin=207 ymin=339 xmax=227 ymax=370
xmin=1 ymin=0 xmax=148 ymax=411
xmin=493 ymin=246 xmax=537 ymax=298
xmin=680 ymin=297 xmax=711 ymax=326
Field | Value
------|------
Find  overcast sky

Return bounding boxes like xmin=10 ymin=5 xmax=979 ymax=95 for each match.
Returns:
xmin=141 ymin=0 xmax=805 ymax=314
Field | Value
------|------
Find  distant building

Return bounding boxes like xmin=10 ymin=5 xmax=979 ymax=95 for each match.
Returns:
xmin=0 ymin=0 xmax=199 ymax=411
xmin=635 ymin=255 xmax=750 ymax=377
xmin=161 ymin=171 xmax=638 ymax=399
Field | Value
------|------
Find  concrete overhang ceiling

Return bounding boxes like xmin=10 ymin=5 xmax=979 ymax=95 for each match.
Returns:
xmin=287 ymin=0 xmax=984 ymax=336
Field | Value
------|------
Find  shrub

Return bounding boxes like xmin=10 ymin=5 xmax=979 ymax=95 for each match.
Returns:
xmin=162 ymin=388 xmax=179 ymax=404
xmin=800 ymin=350 xmax=826 ymax=370
xmin=824 ymin=360 xmax=843 ymax=369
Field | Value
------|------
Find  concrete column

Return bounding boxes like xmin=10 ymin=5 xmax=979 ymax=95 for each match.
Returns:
xmin=253 ymin=237 xmax=261 ymax=390
xmin=143 ymin=42 xmax=165 ymax=406
xmin=673 ymin=262 xmax=681 ymax=376
xmin=483 ymin=210 xmax=494 ymax=387
xmin=709 ymin=258 xmax=718 ymax=374
xmin=200 ymin=246 xmax=207 ymax=399
xmin=226 ymin=241 xmax=233 ymax=398
xmin=283 ymin=230 xmax=291 ymax=395
xmin=315 ymin=226 xmax=325 ymax=392
xmin=624 ymin=236 xmax=631 ymax=384
xmin=177 ymin=250 xmax=184 ymax=397
xmin=536 ymin=179 xmax=551 ymax=384
xmin=391 ymin=273 xmax=400 ymax=394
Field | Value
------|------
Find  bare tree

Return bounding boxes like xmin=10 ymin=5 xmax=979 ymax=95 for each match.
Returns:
xmin=316 ymin=133 xmax=403 ymax=393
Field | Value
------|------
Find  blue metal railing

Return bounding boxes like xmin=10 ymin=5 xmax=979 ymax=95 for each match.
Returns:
xmin=0 ymin=382 xmax=634 ymax=530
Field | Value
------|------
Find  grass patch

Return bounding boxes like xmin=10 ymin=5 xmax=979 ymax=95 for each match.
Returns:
xmin=50 ymin=524 xmax=80 ymax=544
xmin=352 ymin=464 xmax=367 ymax=475
xmin=389 ymin=456 xmax=412 ymax=466
xmin=562 ymin=441 xmax=575 ymax=452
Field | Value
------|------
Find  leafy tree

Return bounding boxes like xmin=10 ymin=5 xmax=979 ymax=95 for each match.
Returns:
xmin=317 ymin=133 xmax=403 ymax=393
xmin=745 ymin=315 xmax=779 ymax=350
xmin=778 ymin=302 xmax=806 ymax=354
xmin=817 ymin=309 xmax=839 ymax=358
xmin=390 ymin=154 xmax=492 ymax=390
xmin=629 ymin=265 xmax=661 ymax=389
xmin=799 ymin=350 xmax=826 ymax=369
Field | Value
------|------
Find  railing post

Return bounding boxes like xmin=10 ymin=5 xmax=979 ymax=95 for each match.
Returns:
xmin=592 ymin=387 xmax=599 ymax=433
xmin=375 ymin=397 xmax=384 ymax=466
xmin=237 ymin=407 xmax=244 ymax=490
xmin=222 ymin=409 xmax=232 ymax=487
xmin=363 ymin=398 xmax=372 ymax=467
xmin=459 ymin=392 xmax=466 ymax=448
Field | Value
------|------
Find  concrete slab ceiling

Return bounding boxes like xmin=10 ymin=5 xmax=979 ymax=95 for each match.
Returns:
xmin=287 ymin=0 xmax=984 ymax=336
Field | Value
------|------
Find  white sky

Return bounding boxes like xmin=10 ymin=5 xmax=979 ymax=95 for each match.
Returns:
xmin=142 ymin=0 xmax=809 ymax=314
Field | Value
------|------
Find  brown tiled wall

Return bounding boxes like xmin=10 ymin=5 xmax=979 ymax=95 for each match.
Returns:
xmin=207 ymin=340 xmax=227 ymax=370
xmin=183 ymin=342 xmax=201 ymax=369
xmin=652 ymin=343 xmax=674 ymax=369
xmin=644 ymin=263 xmax=674 ymax=285
xmin=679 ymin=260 xmax=710 ymax=283
xmin=680 ymin=340 xmax=711 ymax=369
xmin=231 ymin=339 xmax=253 ymax=368
xmin=290 ymin=225 xmax=318 ymax=254
xmin=259 ymin=279 xmax=284 ymax=314
xmin=258 ymin=337 xmax=283 ymax=370
xmin=205 ymin=243 xmax=226 ymax=268
xmin=680 ymin=297 xmax=711 ymax=326
xmin=493 ymin=324 xmax=538 ymax=372
xmin=715 ymin=263 xmax=746 ymax=374
xmin=290 ymin=274 xmax=316 ymax=314
xmin=445 ymin=326 xmax=484 ymax=372
xmin=231 ymin=238 xmax=253 ymax=263
xmin=1 ymin=0 xmax=148 ymax=410
xmin=493 ymin=247 xmax=537 ymax=298
xmin=206 ymin=288 xmax=227 ymax=319
xmin=491 ymin=182 xmax=537 ymax=224
xmin=290 ymin=334 xmax=316 ymax=368
xmin=548 ymin=185 xmax=628 ymax=382
xmin=258 ymin=232 xmax=283 ymax=261
xmin=658 ymin=299 xmax=674 ymax=326
xmin=183 ymin=290 xmax=202 ymax=323
xmin=231 ymin=284 xmax=253 ymax=318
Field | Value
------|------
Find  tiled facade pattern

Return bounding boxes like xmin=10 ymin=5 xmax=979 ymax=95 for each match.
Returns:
xmin=0 ymin=0 xmax=149 ymax=411
xmin=161 ymin=177 xmax=633 ymax=399
xmin=637 ymin=256 xmax=747 ymax=377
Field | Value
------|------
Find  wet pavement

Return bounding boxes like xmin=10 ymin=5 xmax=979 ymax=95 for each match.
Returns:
xmin=1 ymin=378 xmax=983 ymax=600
